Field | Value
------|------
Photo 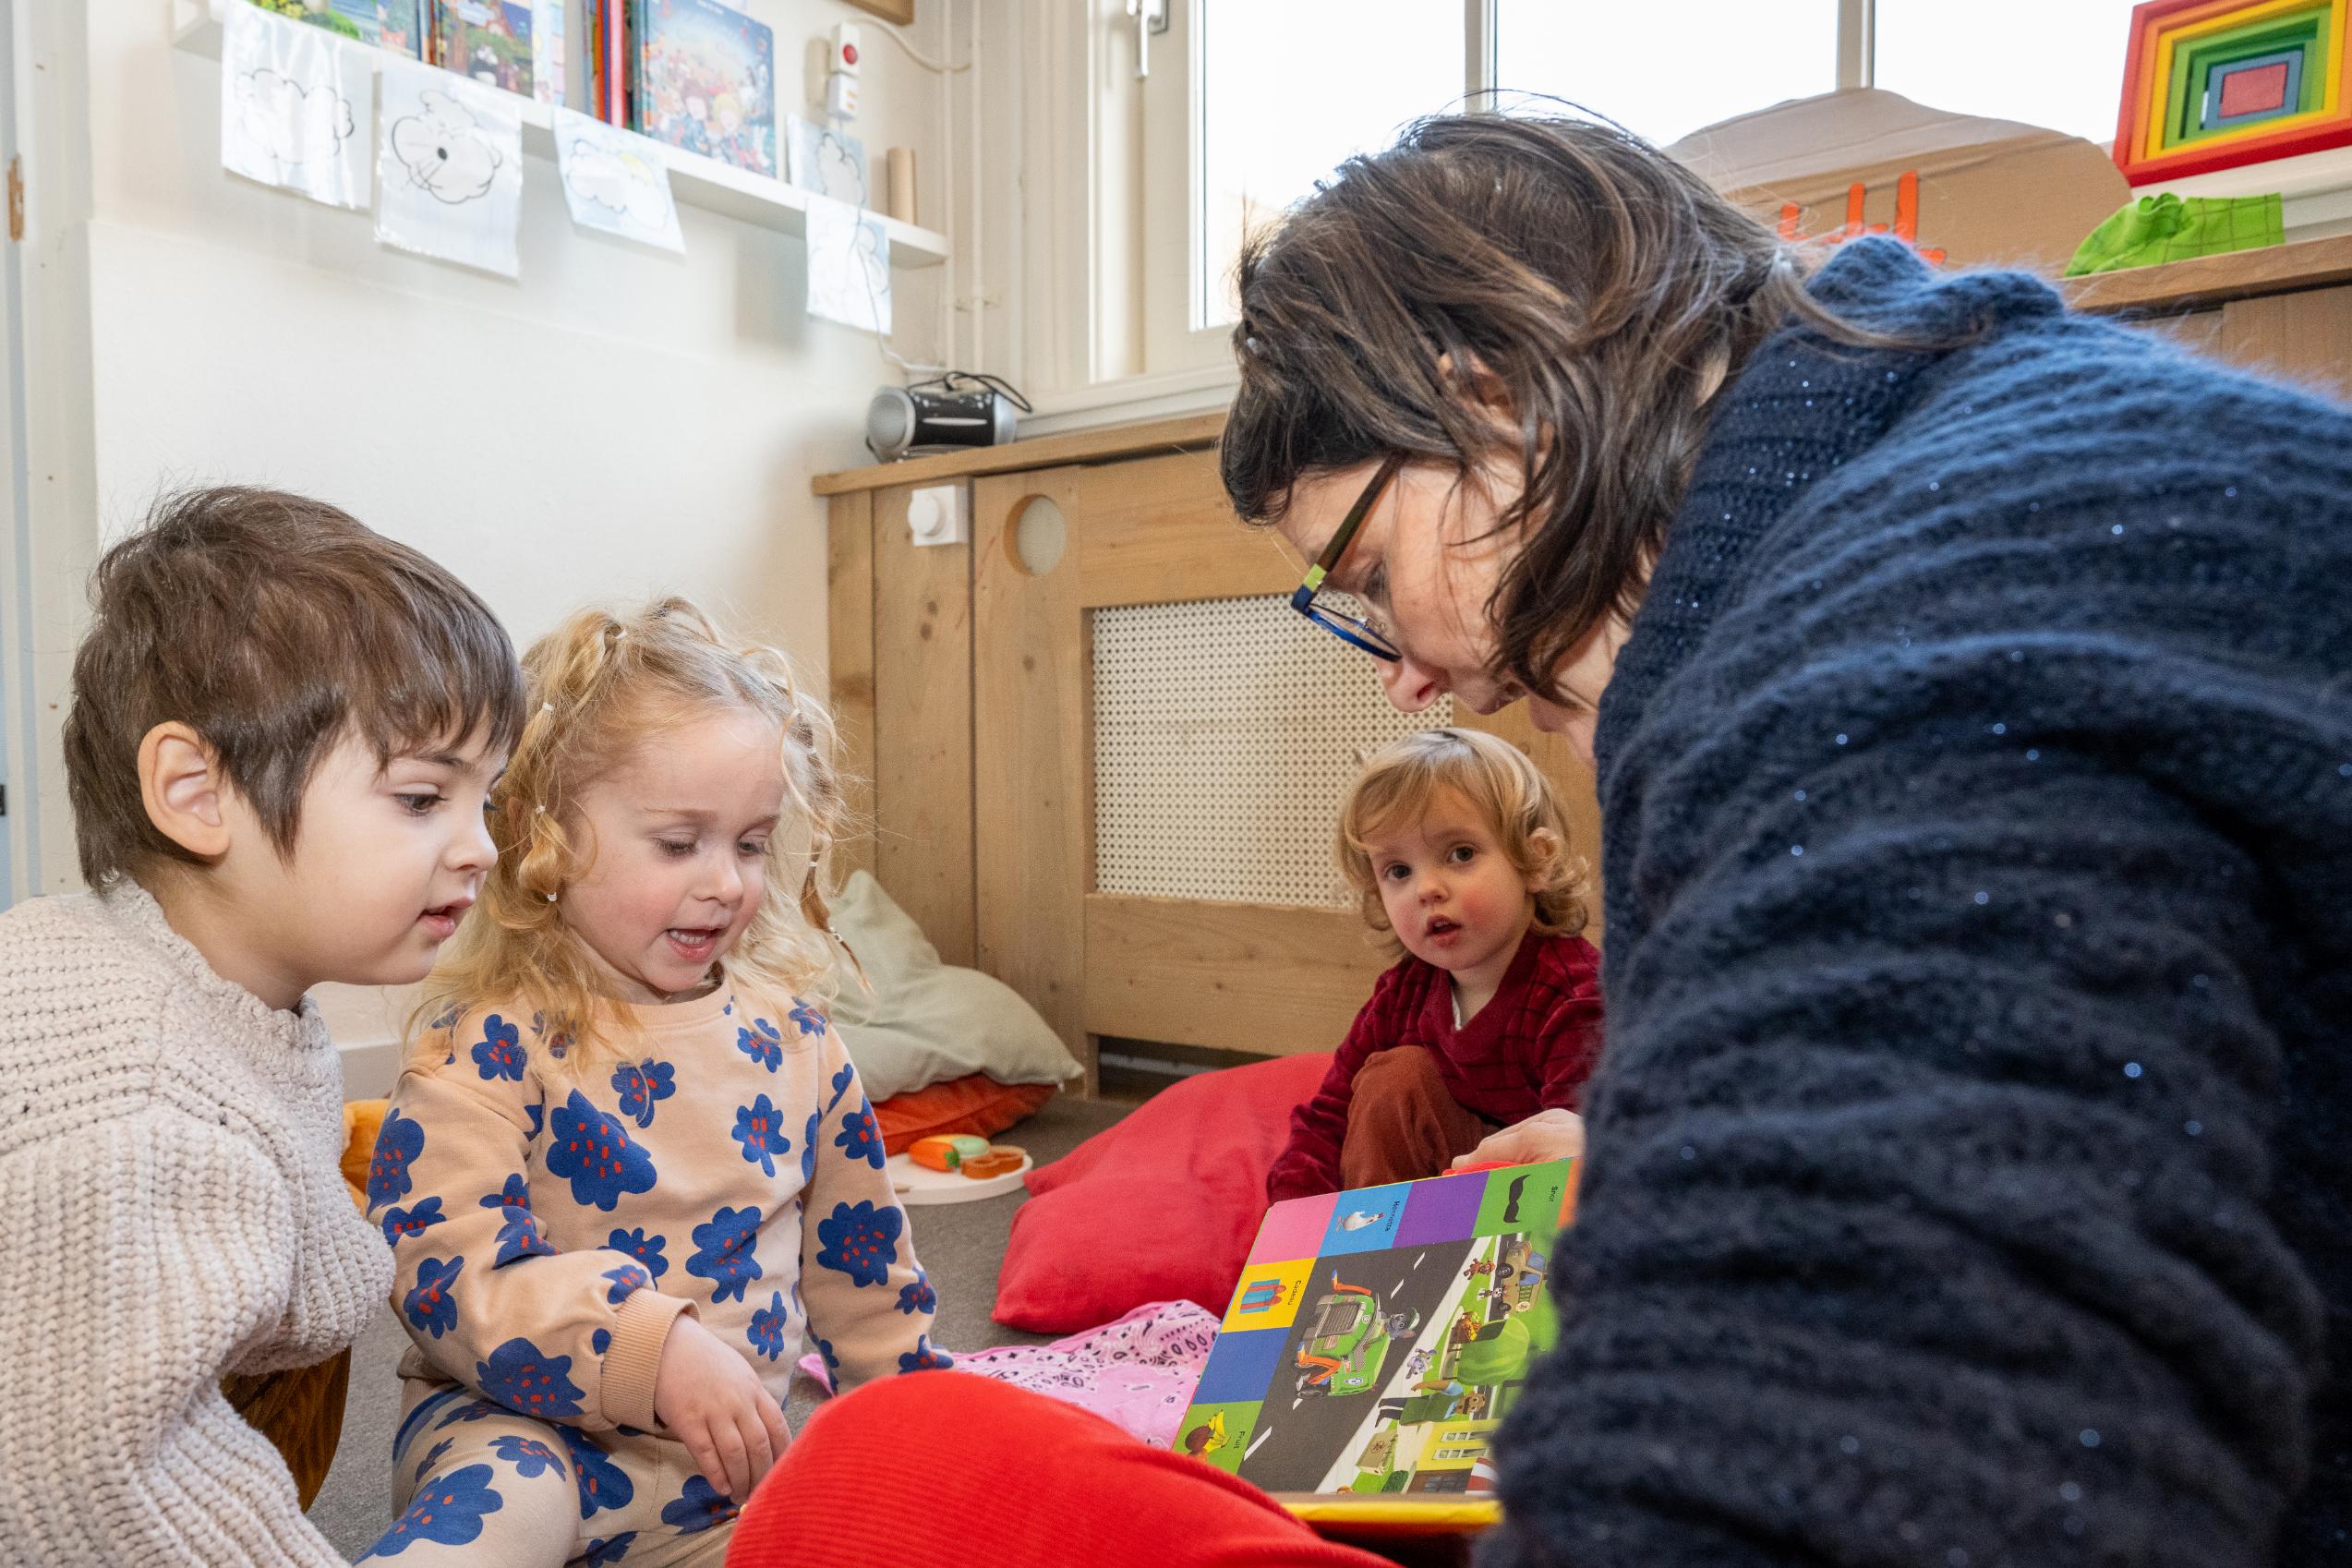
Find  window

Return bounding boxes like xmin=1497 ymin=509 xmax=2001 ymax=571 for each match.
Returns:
xmin=1492 ymin=0 xmax=1841 ymax=149
xmin=1080 ymin=2 xmax=2143 ymax=406
xmin=1874 ymin=1 xmax=2141 ymax=146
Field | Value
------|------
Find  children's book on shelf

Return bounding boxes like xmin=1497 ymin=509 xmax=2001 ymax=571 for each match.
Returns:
xmin=631 ymin=0 xmax=777 ymax=177
xmin=532 ymin=0 xmax=566 ymax=105
xmin=1176 ymin=1159 xmax=1576 ymax=1532
xmin=434 ymin=0 xmax=534 ymax=97
xmin=266 ymin=0 xmax=426 ymax=57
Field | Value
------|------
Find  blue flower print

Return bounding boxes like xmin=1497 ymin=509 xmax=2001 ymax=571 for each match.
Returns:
xmin=723 ymin=996 xmax=735 ymax=1015
xmin=523 ymin=1100 xmax=545 ymax=1140
xmin=814 ymin=1200 xmax=901 ymax=1288
xmin=746 ymin=1291 xmax=790 ymax=1361
xmin=547 ymin=1023 xmax=573 ymax=1060
xmin=479 ymin=1175 xmax=555 ymax=1267
xmin=581 ymin=1536 xmax=637 ymax=1565
xmin=412 ymin=1436 xmax=454 ymax=1485
xmin=610 ymin=1058 xmax=677 ymax=1128
xmin=789 ymin=998 xmax=825 ymax=1036
xmin=435 ymin=1399 xmax=503 ymax=1430
xmin=475 ymin=1337 xmax=585 ymax=1420
xmin=826 ymin=1061 xmax=857 ymax=1111
xmin=592 ymin=1329 xmax=611 ymax=1354
xmin=558 ymin=1426 xmax=634 ymax=1519
xmin=812 ymin=1333 xmax=840 ymax=1381
xmin=380 ymin=1196 xmax=447 ymax=1248
xmin=734 ymin=1018 xmax=783 ymax=1072
xmin=404 ymin=1256 xmax=464 ymax=1340
xmin=367 ymin=1109 xmax=424 ymax=1209
xmin=470 ymin=1014 xmax=526 ymax=1082
xmin=529 ymin=1011 xmax=546 ymax=1038
xmin=685 ymin=1204 xmax=764 ymax=1304
xmin=369 ymin=1463 xmax=503 ymax=1554
xmin=659 ymin=1475 xmax=739 ymax=1535
xmin=898 ymin=1335 xmax=954 ymax=1373
xmin=606 ymin=1227 xmax=669 ymax=1280
xmin=547 ymin=1090 xmax=657 ymax=1212
xmin=428 ymin=1001 xmax=464 ymax=1031
xmin=834 ymin=1098 xmax=884 ymax=1169
xmin=732 ymin=1094 xmax=791 ymax=1177
xmin=895 ymin=1267 xmax=935 ymax=1317
xmin=393 ymin=1385 xmax=469 ymax=1458
xmin=601 ymin=1263 xmax=649 ymax=1304
xmin=802 ymin=1110 xmax=820 ymax=1184
xmin=488 ymin=1434 xmax=567 ymax=1480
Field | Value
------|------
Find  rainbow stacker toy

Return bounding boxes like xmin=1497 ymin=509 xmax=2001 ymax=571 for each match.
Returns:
xmin=2114 ymin=0 xmax=2352 ymax=184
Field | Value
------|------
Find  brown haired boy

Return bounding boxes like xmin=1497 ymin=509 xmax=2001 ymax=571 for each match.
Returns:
xmin=0 ymin=488 xmax=525 ymax=1567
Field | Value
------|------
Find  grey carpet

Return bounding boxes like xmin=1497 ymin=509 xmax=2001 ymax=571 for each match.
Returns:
xmin=308 ymin=1092 xmax=1132 ymax=1556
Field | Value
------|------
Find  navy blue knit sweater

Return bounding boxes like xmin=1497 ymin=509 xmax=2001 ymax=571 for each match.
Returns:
xmin=1484 ymin=239 xmax=2350 ymax=1568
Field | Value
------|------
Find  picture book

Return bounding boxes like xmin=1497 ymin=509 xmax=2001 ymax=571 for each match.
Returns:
xmin=264 ymin=0 xmax=427 ymax=57
xmin=1176 ymin=1159 xmax=1576 ymax=1514
xmin=632 ymin=0 xmax=776 ymax=177
xmin=435 ymin=0 xmax=534 ymax=97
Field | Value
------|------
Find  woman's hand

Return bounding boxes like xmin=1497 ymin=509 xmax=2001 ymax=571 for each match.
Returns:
xmin=652 ymin=1312 xmax=791 ymax=1503
xmin=1453 ymin=1107 xmax=1586 ymax=1169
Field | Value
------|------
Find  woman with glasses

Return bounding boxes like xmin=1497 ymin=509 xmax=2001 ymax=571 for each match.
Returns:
xmin=734 ymin=115 xmax=2348 ymax=1568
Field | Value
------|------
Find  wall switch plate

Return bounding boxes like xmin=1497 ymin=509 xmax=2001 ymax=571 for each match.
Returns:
xmin=907 ymin=484 xmax=967 ymax=547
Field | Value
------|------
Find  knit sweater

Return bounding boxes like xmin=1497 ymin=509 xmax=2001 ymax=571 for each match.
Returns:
xmin=1266 ymin=929 xmax=1604 ymax=1201
xmin=379 ymin=983 xmax=939 ymax=1439
xmin=0 ymin=884 xmax=390 ymax=1568
xmin=1484 ymin=240 xmax=2351 ymax=1568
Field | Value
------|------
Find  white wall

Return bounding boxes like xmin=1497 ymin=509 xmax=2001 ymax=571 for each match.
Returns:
xmin=15 ymin=0 xmax=959 ymax=1087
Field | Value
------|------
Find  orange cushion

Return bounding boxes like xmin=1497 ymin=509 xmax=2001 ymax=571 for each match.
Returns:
xmin=874 ymin=1076 xmax=1057 ymax=1156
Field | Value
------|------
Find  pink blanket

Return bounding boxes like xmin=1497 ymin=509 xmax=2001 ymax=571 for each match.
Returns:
xmin=796 ymin=1300 xmax=1219 ymax=1447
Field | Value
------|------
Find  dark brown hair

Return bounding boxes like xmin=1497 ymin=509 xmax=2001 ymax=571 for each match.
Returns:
xmin=64 ymin=486 xmax=526 ymax=888
xmin=1221 ymin=113 xmax=1888 ymax=698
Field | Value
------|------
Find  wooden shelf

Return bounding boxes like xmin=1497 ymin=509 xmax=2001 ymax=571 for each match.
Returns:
xmin=812 ymin=410 xmax=1227 ymax=494
xmin=2060 ymin=232 xmax=2352 ymax=315
xmin=173 ymin=0 xmax=951 ymax=267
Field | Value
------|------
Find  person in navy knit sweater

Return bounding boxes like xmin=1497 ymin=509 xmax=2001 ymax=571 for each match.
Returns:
xmin=733 ymin=115 xmax=2347 ymax=1568
xmin=1266 ymin=727 xmax=1604 ymax=1202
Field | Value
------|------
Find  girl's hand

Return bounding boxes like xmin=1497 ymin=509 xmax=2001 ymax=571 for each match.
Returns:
xmin=1452 ymin=1107 xmax=1586 ymax=1169
xmin=652 ymin=1312 xmax=792 ymax=1503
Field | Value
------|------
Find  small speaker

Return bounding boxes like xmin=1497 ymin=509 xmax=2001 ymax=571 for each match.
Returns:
xmin=866 ymin=383 xmax=1020 ymax=462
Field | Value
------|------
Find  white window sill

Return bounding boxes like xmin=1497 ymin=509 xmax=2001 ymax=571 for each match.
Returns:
xmin=2135 ymin=145 xmax=2352 ymax=241
xmin=1020 ymin=363 xmax=1239 ymax=438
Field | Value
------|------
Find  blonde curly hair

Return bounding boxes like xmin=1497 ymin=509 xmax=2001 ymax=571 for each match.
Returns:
xmin=1336 ymin=728 xmax=1590 ymax=951
xmin=410 ymin=597 xmax=850 ymax=1073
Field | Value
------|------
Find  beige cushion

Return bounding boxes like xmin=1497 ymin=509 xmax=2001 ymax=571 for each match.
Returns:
xmin=826 ymin=870 xmax=1081 ymax=1101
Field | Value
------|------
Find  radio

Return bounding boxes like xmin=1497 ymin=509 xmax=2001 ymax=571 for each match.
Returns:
xmin=865 ymin=374 xmax=1028 ymax=462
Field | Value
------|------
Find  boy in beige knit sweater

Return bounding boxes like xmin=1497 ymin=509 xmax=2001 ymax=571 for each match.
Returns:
xmin=0 ymin=488 xmax=525 ymax=1568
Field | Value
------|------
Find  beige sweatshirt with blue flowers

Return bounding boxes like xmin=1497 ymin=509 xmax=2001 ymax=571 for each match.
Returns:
xmin=373 ymin=982 xmax=944 ymax=1435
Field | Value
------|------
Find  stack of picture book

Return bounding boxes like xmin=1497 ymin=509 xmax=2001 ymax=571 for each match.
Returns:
xmin=267 ymin=0 xmax=564 ymax=106
xmin=585 ymin=0 xmax=778 ymax=178
xmin=1176 ymin=1157 xmax=1579 ymax=1558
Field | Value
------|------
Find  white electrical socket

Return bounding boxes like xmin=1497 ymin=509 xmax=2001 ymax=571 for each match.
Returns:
xmin=907 ymin=485 xmax=967 ymax=548
xmin=826 ymin=71 xmax=860 ymax=120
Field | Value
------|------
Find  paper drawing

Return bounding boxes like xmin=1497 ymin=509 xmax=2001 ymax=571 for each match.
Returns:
xmin=552 ymin=108 xmax=686 ymax=254
xmin=785 ymin=115 xmax=868 ymax=207
xmin=375 ymin=59 xmax=524 ymax=277
xmin=220 ymin=0 xmax=373 ymax=211
xmin=804 ymin=192 xmax=890 ymax=334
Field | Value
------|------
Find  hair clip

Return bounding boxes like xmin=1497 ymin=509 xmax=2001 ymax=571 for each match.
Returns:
xmin=545 ymin=890 xmax=558 ymax=902
xmin=540 ymin=701 xmax=553 ymax=712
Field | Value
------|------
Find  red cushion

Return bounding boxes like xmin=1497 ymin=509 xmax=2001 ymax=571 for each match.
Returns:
xmin=992 ymin=1053 xmax=1333 ymax=1333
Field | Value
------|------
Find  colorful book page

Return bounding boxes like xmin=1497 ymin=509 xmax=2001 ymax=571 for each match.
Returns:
xmin=436 ymin=0 xmax=535 ymax=98
xmin=1176 ymin=1160 xmax=1576 ymax=1503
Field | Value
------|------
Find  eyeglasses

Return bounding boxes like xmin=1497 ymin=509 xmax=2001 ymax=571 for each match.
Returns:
xmin=1290 ymin=456 xmax=1403 ymax=662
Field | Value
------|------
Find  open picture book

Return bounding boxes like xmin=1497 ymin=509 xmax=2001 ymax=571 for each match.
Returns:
xmin=1175 ymin=1158 xmax=1579 ymax=1533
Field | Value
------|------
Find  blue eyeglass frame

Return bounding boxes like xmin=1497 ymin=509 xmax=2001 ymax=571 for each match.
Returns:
xmin=1290 ymin=455 xmax=1404 ymax=662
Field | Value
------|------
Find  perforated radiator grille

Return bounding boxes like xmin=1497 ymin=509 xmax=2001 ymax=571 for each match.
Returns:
xmin=1092 ymin=594 xmax=1454 ymax=907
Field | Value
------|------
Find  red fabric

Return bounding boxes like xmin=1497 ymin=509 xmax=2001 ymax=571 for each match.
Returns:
xmin=729 ymin=1371 xmax=1390 ymax=1568
xmin=992 ymin=1052 xmax=1333 ymax=1333
xmin=1265 ymin=930 xmax=1604 ymax=1203
xmin=873 ymin=1075 xmax=1057 ymax=1156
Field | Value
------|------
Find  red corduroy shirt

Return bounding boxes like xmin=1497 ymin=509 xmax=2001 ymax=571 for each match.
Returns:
xmin=1265 ymin=928 xmax=1604 ymax=1202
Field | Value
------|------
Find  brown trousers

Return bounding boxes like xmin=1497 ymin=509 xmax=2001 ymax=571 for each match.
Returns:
xmin=1336 ymin=1045 xmax=1496 ymax=1190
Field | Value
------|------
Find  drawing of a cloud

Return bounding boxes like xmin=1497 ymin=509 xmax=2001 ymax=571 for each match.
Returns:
xmin=561 ymin=139 xmax=673 ymax=233
xmin=388 ymin=90 xmax=502 ymax=203
xmin=811 ymin=135 xmax=864 ymax=204
xmin=234 ymin=66 xmax=355 ymax=168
